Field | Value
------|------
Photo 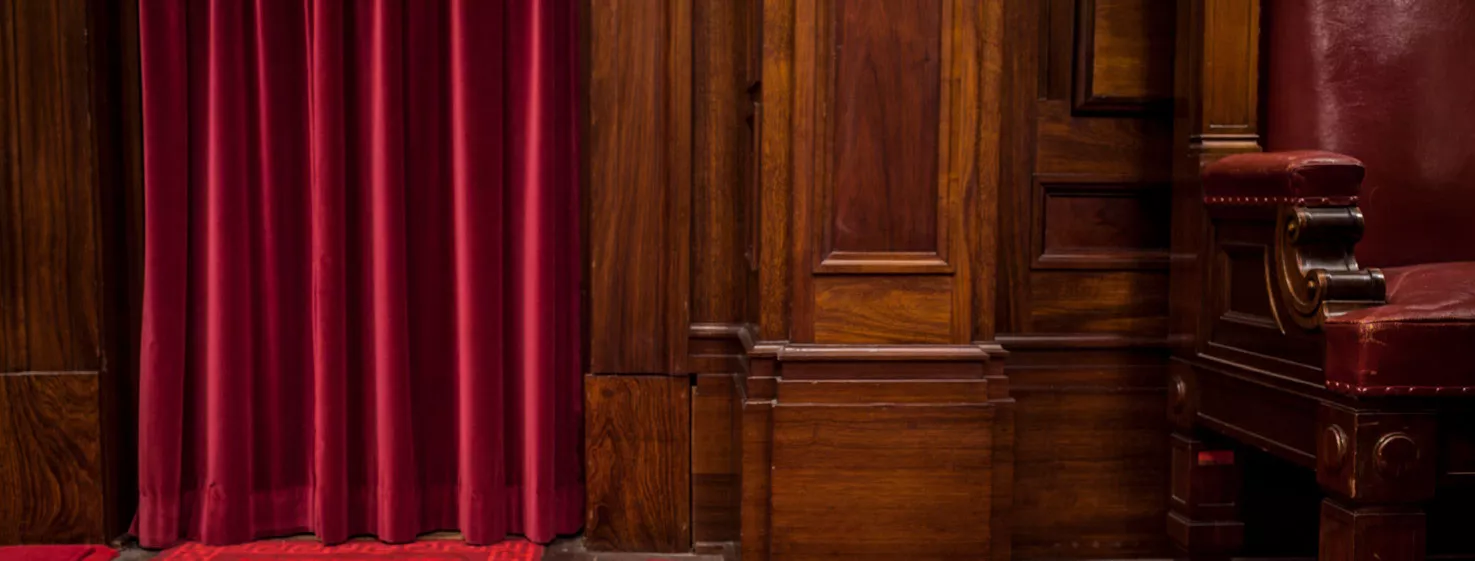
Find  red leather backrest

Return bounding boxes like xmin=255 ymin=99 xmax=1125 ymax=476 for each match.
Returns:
xmin=1264 ymin=0 xmax=1475 ymax=268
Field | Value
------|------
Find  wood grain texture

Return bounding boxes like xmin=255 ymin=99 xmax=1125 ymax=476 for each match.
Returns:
xmin=693 ymin=0 xmax=753 ymax=327
xmin=1008 ymin=353 xmax=1172 ymax=559
xmin=740 ymin=396 xmax=774 ymax=561
xmin=813 ymin=276 xmax=951 ymax=344
xmin=827 ymin=0 xmax=941 ymax=253
xmin=692 ymin=374 xmax=741 ymax=544
xmin=770 ymin=405 xmax=993 ymax=561
xmin=11 ymin=0 xmax=100 ymax=372
xmin=1074 ymin=0 xmax=1175 ymax=113
xmin=587 ymin=0 xmax=691 ymax=374
xmin=784 ymin=0 xmax=985 ymax=343
xmin=1033 ymin=177 xmax=1170 ymax=270
xmin=757 ymin=0 xmax=793 ymax=341
xmin=0 ymin=372 xmax=105 ymax=544
xmin=584 ymin=375 xmax=691 ymax=552
xmin=1001 ymin=0 xmax=1174 ymax=334
xmin=1028 ymin=271 xmax=1168 ymax=335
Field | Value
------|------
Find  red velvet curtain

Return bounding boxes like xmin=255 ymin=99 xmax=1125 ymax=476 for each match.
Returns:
xmin=134 ymin=0 xmax=582 ymax=548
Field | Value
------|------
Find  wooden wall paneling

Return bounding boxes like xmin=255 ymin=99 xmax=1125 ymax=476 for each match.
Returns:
xmin=791 ymin=0 xmax=981 ymax=344
xmin=0 ymin=0 xmax=21 ymax=373
xmin=741 ymin=0 xmax=1007 ymax=559
xmin=1000 ymin=0 xmax=1180 ymax=558
xmin=998 ymin=0 xmax=1041 ymax=332
xmin=769 ymin=403 xmax=994 ymax=561
xmin=693 ymin=0 xmax=752 ymax=329
xmin=587 ymin=0 xmax=692 ymax=375
xmin=756 ymin=0 xmax=793 ymax=342
xmin=739 ymin=370 xmax=775 ymax=561
xmin=0 ymin=374 xmax=105 ymax=544
xmin=1072 ymin=0 xmax=1175 ymax=114
xmin=973 ymin=0 xmax=1004 ymax=343
xmin=0 ymin=0 xmax=127 ymax=545
xmin=691 ymin=0 xmax=755 ymax=548
xmin=585 ymin=1 xmax=697 ymax=551
xmin=13 ymin=0 xmax=100 ymax=373
xmin=584 ymin=375 xmax=692 ymax=553
xmin=691 ymin=373 xmax=740 ymax=545
xmin=1031 ymin=176 xmax=1170 ymax=270
xmin=1008 ymin=350 xmax=1172 ymax=559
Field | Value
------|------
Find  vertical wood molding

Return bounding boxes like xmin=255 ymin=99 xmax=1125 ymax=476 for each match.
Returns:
xmin=1167 ymin=0 xmax=1261 ymax=356
xmin=756 ymin=0 xmax=793 ymax=342
xmin=587 ymin=0 xmax=693 ymax=375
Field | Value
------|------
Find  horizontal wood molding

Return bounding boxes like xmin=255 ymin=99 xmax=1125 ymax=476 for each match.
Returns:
xmin=998 ymin=333 xmax=1174 ymax=350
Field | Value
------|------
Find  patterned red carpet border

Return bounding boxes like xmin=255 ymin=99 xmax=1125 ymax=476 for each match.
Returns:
xmin=0 ymin=545 xmax=116 ymax=561
xmin=156 ymin=539 xmax=540 ymax=560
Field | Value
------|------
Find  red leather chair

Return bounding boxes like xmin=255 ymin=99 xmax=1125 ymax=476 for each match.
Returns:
xmin=1175 ymin=1 xmax=1475 ymax=559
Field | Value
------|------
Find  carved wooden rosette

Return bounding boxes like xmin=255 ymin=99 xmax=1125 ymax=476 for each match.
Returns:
xmin=1271 ymin=205 xmax=1386 ymax=330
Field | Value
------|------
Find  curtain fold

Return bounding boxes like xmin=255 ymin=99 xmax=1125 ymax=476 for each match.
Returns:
xmin=135 ymin=0 xmax=582 ymax=548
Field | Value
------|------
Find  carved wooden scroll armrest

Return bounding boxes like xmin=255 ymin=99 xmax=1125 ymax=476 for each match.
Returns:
xmin=1203 ymin=151 xmax=1386 ymax=330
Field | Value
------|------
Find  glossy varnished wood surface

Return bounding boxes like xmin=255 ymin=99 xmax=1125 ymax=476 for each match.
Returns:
xmin=0 ymin=373 xmax=105 ymax=544
xmin=586 ymin=0 xmax=691 ymax=374
xmin=5 ymin=0 xmax=100 ymax=373
xmin=812 ymin=275 xmax=952 ymax=344
xmin=1075 ymin=0 xmax=1175 ymax=113
xmin=0 ymin=0 xmax=119 ymax=544
xmin=998 ymin=0 xmax=1178 ymax=556
xmin=584 ymin=375 xmax=691 ymax=553
xmin=1008 ymin=351 xmax=1171 ymax=558
xmin=691 ymin=373 xmax=741 ymax=545
xmin=693 ymin=0 xmax=753 ymax=330
xmin=770 ymin=404 xmax=993 ymax=561
xmin=827 ymin=0 xmax=941 ymax=253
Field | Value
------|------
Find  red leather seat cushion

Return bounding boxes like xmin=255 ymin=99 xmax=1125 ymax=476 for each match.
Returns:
xmin=1325 ymin=262 xmax=1475 ymax=395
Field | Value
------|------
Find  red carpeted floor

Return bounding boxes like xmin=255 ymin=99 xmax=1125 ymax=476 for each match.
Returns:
xmin=0 ymin=545 xmax=116 ymax=561
xmin=155 ymin=539 xmax=540 ymax=560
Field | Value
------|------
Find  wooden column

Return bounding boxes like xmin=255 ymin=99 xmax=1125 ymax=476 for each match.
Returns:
xmin=583 ymin=0 xmax=695 ymax=553
xmin=1166 ymin=0 xmax=1262 ymax=558
xmin=0 ymin=0 xmax=142 ymax=545
xmin=740 ymin=1 xmax=1011 ymax=560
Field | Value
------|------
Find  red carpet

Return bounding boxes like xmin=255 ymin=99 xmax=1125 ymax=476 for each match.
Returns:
xmin=156 ymin=539 xmax=540 ymax=560
xmin=0 ymin=545 xmax=116 ymax=561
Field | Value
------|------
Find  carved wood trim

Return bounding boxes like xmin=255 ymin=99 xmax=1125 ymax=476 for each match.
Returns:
xmin=1270 ymin=206 xmax=1386 ymax=330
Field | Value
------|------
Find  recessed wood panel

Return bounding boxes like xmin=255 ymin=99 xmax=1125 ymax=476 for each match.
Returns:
xmin=0 ymin=373 xmax=105 ymax=544
xmin=771 ymin=405 xmax=993 ymax=561
xmin=1034 ymin=178 xmax=1170 ymax=270
xmin=813 ymin=276 xmax=952 ymax=344
xmin=1028 ymin=271 xmax=1168 ymax=335
xmin=1074 ymin=0 xmax=1175 ymax=113
xmin=584 ymin=375 xmax=691 ymax=553
xmin=828 ymin=0 xmax=942 ymax=253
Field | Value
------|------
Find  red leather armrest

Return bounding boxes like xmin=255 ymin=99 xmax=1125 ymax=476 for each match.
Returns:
xmin=1202 ymin=150 xmax=1364 ymax=207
